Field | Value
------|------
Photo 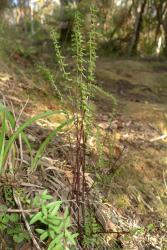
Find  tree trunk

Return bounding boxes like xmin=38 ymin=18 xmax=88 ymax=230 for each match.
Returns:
xmin=128 ymin=0 xmax=147 ymax=56
xmin=163 ymin=13 xmax=167 ymax=56
xmin=29 ymin=0 xmax=35 ymax=35
xmin=59 ymin=0 xmax=81 ymax=43
xmin=160 ymin=1 xmax=167 ymax=56
xmin=17 ymin=0 xmax=27 ymax=32
xmin=154 ymin=0 xmax=164 ymax=51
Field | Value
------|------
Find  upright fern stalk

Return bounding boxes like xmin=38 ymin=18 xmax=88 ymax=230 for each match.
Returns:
xmin=48 ymin=8 xmax=98 ymax=247
xmin=71 ymin=7 xmax=97 ymax=245
xmin=71 ymin=10 xmax=86 ymax=243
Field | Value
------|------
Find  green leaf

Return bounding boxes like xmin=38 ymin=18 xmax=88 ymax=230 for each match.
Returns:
xmin=3 ymin=110 xmax=67 ymax=172
xmin=43 ymin=194 xmax=53 ymax=201
xmin=36 ymin=228 xmax=45 ymax=234
xmin=31 ymin=118 xmax=73 ymax=171
xmin=48 ymin=233 xmax=64 ymax=250
xmin=48 ymin=222 xmax=61 ymax=232
xmin=32 ymin=196 xmax=40 ymax=208
xmin=9 ymin=213 xmax=19 ymax=223
xmin=30 ymin=212 xmax=42 ymax=224
xmin=54 ymin=221 xmax=64 ymax=234
xmin=21 ymin=132 xmax=32 ymax=159
xmin=50 ymin=203 xmax=62 ymax=215
xmin=2 ymin=215 xmax=9 ymax=224
xmin=47 ymin=201 xmax=62 ymax=210
xmin=0 ymin=112 xmax=6 ymax=172
xmin=49 ymin=229 xmax=55 ymax=239
xmin=42 ymin=190 xmax=48 ymax=195
xmin=147 ymin=223 xmax=155 ymax=232
xmin=42 ymin=204 xmax=47 ymax=217
xmin=71 ymin=233 xmax=78 ymax=240
xmin=65 ymin=230 xmax=77 ymax=245
xmin=47 ymin=217 xmax=61 ymax=226
xmin=41 ymin=190 xmax=52 ymax=201
xmin=0 ymin=104 xmax=15 ymax=128
xmin=7 ymin=227 xmax=16 ymax=235
xmin=40 ymin=231 xmax=49 ymax=241
xmin=0 ymin=224 xmax=7 ymax=230
xmin=52 ymin=243 xmax=63 ymax=250
xmin=13 ymin=232 xmax=26 ymax=243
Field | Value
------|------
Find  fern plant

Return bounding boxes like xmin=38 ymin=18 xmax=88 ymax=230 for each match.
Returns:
xmin=43 ymin=7 xmax=104 ymax=245
xmin=83 ymin=212 xmax=103 ymax=249
xmin=37 ymin=7 xmax=116 ymax=247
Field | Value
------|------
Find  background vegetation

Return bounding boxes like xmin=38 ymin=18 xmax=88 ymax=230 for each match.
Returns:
xmin=1 ymin=0 xmax=167 ymax=57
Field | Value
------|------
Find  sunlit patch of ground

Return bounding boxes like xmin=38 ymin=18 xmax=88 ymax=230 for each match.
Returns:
xmin=0 ymin=60 xmax=67 ymax=131
xmin=95 ymin=58 xmax=167 ymax=227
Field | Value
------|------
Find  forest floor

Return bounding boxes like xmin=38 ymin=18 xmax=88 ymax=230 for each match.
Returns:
xmin=95 ymin=58 xmax=167 ymax=248
xmin=0 ymin=56 xmax=167 ymax=249
xmin=96 ymin=58 xmax=167 ymax=206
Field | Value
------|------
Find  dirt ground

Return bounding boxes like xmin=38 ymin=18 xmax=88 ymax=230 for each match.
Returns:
xmin=96 ymin=58 xmax=167 ymax=226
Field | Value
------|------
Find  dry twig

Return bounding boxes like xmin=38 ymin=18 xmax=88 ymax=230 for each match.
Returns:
xmin=13 ymin=192 xmax=43 ymax=250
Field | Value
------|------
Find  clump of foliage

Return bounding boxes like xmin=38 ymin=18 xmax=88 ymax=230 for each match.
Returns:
xmin=0 ymin=207 xmax=29 ymax=244
xmin=30 ymin=190 xmax=78 ymax=250
xmin=0 ymin=103 xmax=72 ymax=174
xmin=0 ymin=185 xmax=29 ymax=246
xmin=0 ymin=103 xmax=74 ymax=248
xmin=37 ymin=8 xmax=117 ymax=248
xmin=43 ymin=7 xmax=107 ymax=247
xmin=39 ymin=7 xmax=116 ymax=117
xmin=83 ymin=212 xmax=103 ymax=249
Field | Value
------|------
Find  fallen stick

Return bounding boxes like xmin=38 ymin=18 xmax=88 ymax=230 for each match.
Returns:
xmin=150 ymin=134 xmax=167 ymax=142
xmin=13 ymin=192 xmax=43 ymax=250
xmin=0 ymin=208 xmax=39 ymax=214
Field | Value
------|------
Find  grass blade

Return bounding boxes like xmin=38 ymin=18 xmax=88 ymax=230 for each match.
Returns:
xmin=31 ymin=118 xmax=73 ymax=172
xmin=0 ymin=103 xmax=15 ymax=128
xmin=2 ymin=110 xmax=67 ymax=173
xmin=0 ymin=112 xmax=6 ymax=173
xmin=21 ymin=131 xmax=32 ymax=160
